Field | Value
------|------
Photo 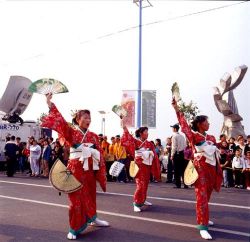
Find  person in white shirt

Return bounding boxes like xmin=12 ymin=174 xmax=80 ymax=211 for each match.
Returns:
xmin=170 ymin=123 xmax=187 ymax=188
xmin=232 ymin=148 xmax=244 ymax=188
xmin=243 ymin=151 xmax=250 ymax=190
xmin=29 ymin=140 xmax=42 ymax=177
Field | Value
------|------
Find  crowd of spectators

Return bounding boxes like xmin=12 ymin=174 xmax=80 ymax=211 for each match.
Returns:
xmin=3 ymin=132 xmax=250 ymax=190
xmin=3 ymin=135 xmax=69 ymax=178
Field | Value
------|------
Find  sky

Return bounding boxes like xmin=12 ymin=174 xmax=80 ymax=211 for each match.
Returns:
xmin=0 ymin=0 xmax=249 ymax=142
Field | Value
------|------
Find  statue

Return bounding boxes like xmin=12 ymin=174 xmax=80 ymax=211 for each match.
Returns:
xmin=213 ymin=65 xmax=248 ymax=139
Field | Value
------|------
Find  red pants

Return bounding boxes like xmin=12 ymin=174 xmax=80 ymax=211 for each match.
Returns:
xmin=243 ymin=170 xmax=250 ymax=187
xmin=134 ymin=163 xmax=151 ymax=207
xmin=194 ymin=159 xmax=222 ymax=230
xmin=67 ymin=159 xmax=97 ymax=235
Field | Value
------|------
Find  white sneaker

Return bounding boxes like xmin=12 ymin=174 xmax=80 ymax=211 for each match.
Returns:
xmin=90 ymin=218 xmax=109 ymax=227
xmin=144 ymin=201 xmax=152 ymax=206
xmin=208 ymin=220 xmax=214 ymax=226
xmin=67 ymin=232 xmax=76 ymax=240
xmin=247 ymin=187 xmax=250 ymax=190
xmin=133 ymin=205 xmax=141 ymax=212
xmin=200 ymin=230 xmax=212 ymax=240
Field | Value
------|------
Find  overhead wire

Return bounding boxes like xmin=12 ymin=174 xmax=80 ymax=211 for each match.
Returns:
xmin=1 ymin=0 xmax=248 ymax=65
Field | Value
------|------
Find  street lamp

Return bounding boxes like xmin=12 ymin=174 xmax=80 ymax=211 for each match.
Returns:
xmin=133 ymin=0 xmax=152 ymax=128
xmin=98 ymin=111 xmax=106 ymax=136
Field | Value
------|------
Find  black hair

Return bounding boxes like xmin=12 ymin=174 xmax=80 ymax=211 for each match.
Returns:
xmin=155 ymin=138 xmax=161 ymax=146
xmin=72 ymin=109 xmax=91 ymax=125
xmin=220 ymin=134 xmax=226 ymax=139
xmin=10 ymin=135 xmax=15 ymax=141
xmin=191 ymin=115 xmax=208 ymax=132
xmin=135 ymin=127 xmax=148 ymax=138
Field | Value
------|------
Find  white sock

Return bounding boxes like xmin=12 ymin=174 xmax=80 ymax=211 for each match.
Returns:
xmin=91 ymin=218 xmax=109 ymax=227
xmin=208 ymin=220 xmax=214 ymax=226
xmin=200 ymin=230 xmax=212 ymax=240
xmin=144 ymin=201 xmax=152 ymax=206
xmin=67 ymin=232 xmax=76 ymax=240
xmin=133 ymin=205 xmax=141 ymax=212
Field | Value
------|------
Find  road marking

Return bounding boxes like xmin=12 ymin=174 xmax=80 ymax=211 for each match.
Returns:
xmin=0 ymin=180 xmax=52 ymax=188
xmin=1 ymin=180 xmax=250 ymax=210
xmin=0 ymin=194 xmax=249 ymax=238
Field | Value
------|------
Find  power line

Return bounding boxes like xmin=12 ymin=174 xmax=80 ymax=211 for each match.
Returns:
xmin=1 ymin=1 xmax=248 ymax=66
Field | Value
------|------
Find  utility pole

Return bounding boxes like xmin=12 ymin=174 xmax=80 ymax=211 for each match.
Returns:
xmin=133 ymin=0 xmax=152 ymax=128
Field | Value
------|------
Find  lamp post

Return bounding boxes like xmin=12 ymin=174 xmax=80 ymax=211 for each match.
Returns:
xmin=98 ymin=111 xmax=106 ymax=136
xmin=133 ymin=0 xmax=152 ymax=128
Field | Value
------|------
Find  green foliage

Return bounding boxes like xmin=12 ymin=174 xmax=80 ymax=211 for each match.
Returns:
xmin=37 ymin=112 xmax=47 ymax=124
xmin=171 ymin=81 xmax=200 ymax=122
xmin=178 ymin=100 xmax=199 ymax=122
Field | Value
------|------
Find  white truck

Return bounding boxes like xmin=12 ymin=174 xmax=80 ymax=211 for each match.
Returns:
xmin=0 ymin=121 xmax=51 ymax=162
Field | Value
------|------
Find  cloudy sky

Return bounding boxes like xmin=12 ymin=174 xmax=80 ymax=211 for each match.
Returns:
xmin=0 ymin=0 xmax=249 ymax=141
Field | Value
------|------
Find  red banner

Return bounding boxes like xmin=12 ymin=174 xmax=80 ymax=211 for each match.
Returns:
xmin=121 ymin=90 xmax=135 ymax=128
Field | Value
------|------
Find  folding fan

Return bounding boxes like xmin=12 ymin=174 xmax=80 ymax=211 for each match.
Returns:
xmin=112 ymin=105 xmax=127 ymax=118
xmin=171 ymin=82 xmax=181 ymax=102
xmin=28 ymin=78 xmax=69 ymax=94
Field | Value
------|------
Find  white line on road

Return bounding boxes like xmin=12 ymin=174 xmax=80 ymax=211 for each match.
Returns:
xmin=0 ymin=194 xmax=249 ymax=238
xmin=1 ymin=180 xmax=250 ymax=210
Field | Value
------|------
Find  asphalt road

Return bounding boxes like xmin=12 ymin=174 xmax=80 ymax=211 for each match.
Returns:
xmin=0 ymin=172 xmax=249 ymax=242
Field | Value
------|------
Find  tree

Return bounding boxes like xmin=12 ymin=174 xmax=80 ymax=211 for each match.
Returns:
xmin=171 ymin=82 xmax=199 ymax=123
xmin=37 ymin=112 xmax=47 ymax=124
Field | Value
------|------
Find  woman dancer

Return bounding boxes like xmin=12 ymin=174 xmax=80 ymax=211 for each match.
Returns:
xmin=42 ymin=93 xmax=109 ymax=240
xmin=121 ymin=120 xmax=161 ymax=212
xmin=172 ymin=98 xmax=222 ymax=240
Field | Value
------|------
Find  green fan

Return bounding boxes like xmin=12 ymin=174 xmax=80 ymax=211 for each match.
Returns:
xmin=171 ymin=82 xmax=181 ymax=102
xmin=28 ymin=78 xmax=69 ymax=94
xmin=112 ymin=105 xmax=127 ymax=118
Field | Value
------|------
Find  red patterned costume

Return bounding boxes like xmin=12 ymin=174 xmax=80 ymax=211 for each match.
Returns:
xmin=42 ymin=103 xmax=106 ymax=236
xmin=121 ymin=130 xmax=161 ymax=207
xmin=176 ymin=111 xmax=222 ymax=231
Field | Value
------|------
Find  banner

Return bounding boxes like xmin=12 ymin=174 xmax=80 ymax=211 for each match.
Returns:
xmin=121 ymin=90 xmax=135 ymax=128
xmin=142 ymin=90 xmax=156 ymax=128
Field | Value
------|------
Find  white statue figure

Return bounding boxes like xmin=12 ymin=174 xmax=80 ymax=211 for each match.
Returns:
xmin=213 ymin=65 xmax=248 ymax=139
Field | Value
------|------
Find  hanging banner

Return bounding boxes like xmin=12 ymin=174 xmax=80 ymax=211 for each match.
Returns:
xmin=121 ymin=90 xmax=135 ymax=128
xmin=142 ymin=90 xmax=156 ymax=128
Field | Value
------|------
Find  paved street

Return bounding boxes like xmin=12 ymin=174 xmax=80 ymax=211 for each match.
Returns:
xmin=0 ymin=172 xmax=249 ymax=242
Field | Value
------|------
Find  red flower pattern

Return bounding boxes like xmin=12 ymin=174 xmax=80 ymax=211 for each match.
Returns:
xmin=176 ymin=111 xmax=222 ymax=228
xmin=41 ymin=103 xmax=106 ymax=235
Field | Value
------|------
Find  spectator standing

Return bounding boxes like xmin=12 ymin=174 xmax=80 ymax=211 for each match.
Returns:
xmin=219 ymin=147 xmax=231 ymax=188
xmin=243 ymin=151 xmax=250 ymax=190
xmin=4 ymin=136 xmax=18 ymax=177
xmin=170 ymin=124 xmax=187 ymax=188
xmin=114 ymin=135 xmax=127 ymax=183
xmin=22 ymin=142 xmax=30 ymax=173
xmin=41 ymin=139 xmax=52 ymax=177
xmin=101 ymin=136 xmax=110 ymax=160
xmin=235 ymin=135 xmax=246 ymax=158
xmin=155 ymin=139 xmax=164 ymax=160
xmin=106 ymin=137 xmax=116 ymax=181
xmin=216 ymin=134 xmax=229 ymax=149
xmin=165 ymin=137 xmax=173 ymax=183
xmin=16 ymin=137 xmax=25 ymax=173
xmin=244 ymin=135 xmax=250 ymax=156
xmin=228 ymin=137 xmax=236 ymax=153
xmin=29 ymin=139 xmax=42 ymax=177
xmin=232 ymin=148 xmax=244 ymax=188
xmin=51 ymin=141 xmax=63 ymax=169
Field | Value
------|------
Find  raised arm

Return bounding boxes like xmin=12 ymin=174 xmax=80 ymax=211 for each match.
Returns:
xmin=172 ymin=98 xmax=194 ymax=144
xmin=120 ymin=118 xmax=136 ymax=158
xmin=41 ymin=93 xmax=73 ymax=144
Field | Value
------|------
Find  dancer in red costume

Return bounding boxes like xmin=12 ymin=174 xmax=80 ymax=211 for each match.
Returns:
xmin=121 ymin=120 xmax=161 ymax=212
xmin=42 ymin=93 xmax=109 ymax=240
xmin=172 ymin=98 xmax=222 ymax=240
